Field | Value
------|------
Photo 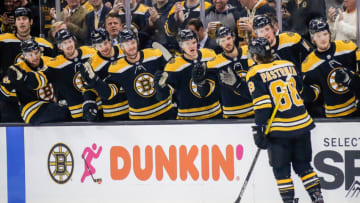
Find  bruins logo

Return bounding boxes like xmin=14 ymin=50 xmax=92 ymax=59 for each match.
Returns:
xmin=234 ymin=70 xmax=247 ymax=96
xmin=327 ymin=68 xmax=350 ymax=94
xmin=189 ymin=79 xmax=216 ymax=98
xmin=134 ymin=73 xmax=155 ymax=97
xmin=47 ymin=143 xmax=74 ymax=184
xmin=73 ymin=71 xmax=85 ymax=91
xmin=38 ymin=83 xmax=55 ymax=102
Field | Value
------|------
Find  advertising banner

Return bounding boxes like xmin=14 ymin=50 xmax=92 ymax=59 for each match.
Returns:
xmin=1 ymin=122 xmax=360 ymax=203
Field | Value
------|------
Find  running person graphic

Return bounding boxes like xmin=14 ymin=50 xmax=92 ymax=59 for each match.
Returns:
xmin=81 ymin=143 xmax=102 ymax=183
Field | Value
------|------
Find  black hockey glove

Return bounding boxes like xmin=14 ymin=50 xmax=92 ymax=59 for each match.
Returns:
xmin=334 ymin=68 xmax=354 ymax=87
xmin=77 ymin=62 xmax=99 ymax=88
xmin=7 ymin=66 xmax=27 ymax=83
xmin=219 ymin=67 xmax=242 ymax=90
xmin=251 ymin=125 xmax=269 ymax=149
xmin=82 ymin=100 xmax=98 ymax=121
xmin=192 ymin=62 xmax=207 ymax=84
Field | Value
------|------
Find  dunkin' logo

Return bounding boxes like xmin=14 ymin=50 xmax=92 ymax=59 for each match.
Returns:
xmin=110 ymin=144 xmax=244 ymax=181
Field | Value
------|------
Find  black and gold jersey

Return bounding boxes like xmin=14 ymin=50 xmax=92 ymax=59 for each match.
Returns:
xmin=0 ymin=56 xmax=57 ymax=123
xmin=0 ymin=33 xmax=55 ymax=77
xmin=29 ymin=46 xmax=96 ymax=119
xmin=165 ymin=1 xmax=212 ymax=37
xmin=273 ymin=32 xmax=313 ymax=73
xmin=95 ymin=48 xmax=172 ymax=120
xmin=118 ymin=3 xmax=149 ymax=32
xmin=164 ymin=48 xmax=221 ymax=120
xmin=302 ymin=40 xmax=359 ymax=118
xmin=207 ymin=46 xmax=254 ymax=118
xmin=246 ymin=60 xmax=314 ymax=137
xmin=86 ymin=45 xmax=128 ymax=119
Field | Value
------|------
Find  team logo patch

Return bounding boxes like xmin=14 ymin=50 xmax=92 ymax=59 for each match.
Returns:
xmin=37 ymin=83 xmax=56 ymax=102
xmin=327 ymin=68 xmax=350 ymax=94
xmin=73 ymin=71 xmax=85 ymax=91
xmin=189 ymin=79 xmax=216 ymax=98
xmin=48 ymin=143 xmax=74 ymax=184
xmin=233 ymin=70 xmax=247 ymax=95
xmin=133 ymin=73 xmax=155 ymax=97
xmin=14 ymin=53 xmax=24 ymax=64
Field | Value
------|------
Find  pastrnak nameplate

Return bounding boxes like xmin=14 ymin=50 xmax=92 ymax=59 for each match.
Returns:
xmin=48 ymin=143 xmax=74 ymax=184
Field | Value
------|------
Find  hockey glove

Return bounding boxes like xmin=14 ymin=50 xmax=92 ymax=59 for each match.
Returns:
xmin=192 ymin=62 xmax=207 ymax=85
xmin=154 ymin=71 xmax=168 ymax=89
xmin=219 ymin=67 xmax=242 ymax=90
xmin=251 ymin=125 xmax=269 ymax=149
xmin=334 ymin=68 xmax=353 ymax=87
xmin=77 ymin=62 xmax=99 ymax=88
xmin=82 ymin=100 xmax=98 ymax=121
xmin=7 ymin=66 xmax=27 ymax=83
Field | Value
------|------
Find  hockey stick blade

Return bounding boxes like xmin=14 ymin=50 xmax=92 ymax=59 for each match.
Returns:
xmin=152 ymin=42 xmax=173 ymax=61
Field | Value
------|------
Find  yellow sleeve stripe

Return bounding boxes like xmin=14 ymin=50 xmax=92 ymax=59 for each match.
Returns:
xmin=325 ymin=96 xmax=356 ymax=110
xmin=254 ymin=103 xmax=272 ymax=110
xmin=253 ymin=95 xmax=271 ymax=104
xmin=0 ymin=85 xmax=16 ymax=97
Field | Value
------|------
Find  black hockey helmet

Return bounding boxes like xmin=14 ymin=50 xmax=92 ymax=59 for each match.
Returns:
xmin=118 ymin=28 xmax=138 ymax=44
xmin=253 ymin=15 xmax=272 ymax=30
xmin=248 ymin=37 xmax=272 ymax=58
xmin=91 ymin=28 xmax=110 ymax=45
xmin=177 ymin=29 xmax=198 ymax=43
xmin=55 ymin=29 xmax=74 ymax=44
xmin=15 ymin=7 xmax=32 ymax=19
xmin=21 ymin=38 xmax=40 ymax=53
xmin=308 ymin=18 xmax=329 ymax=35
xmin=216 ymin=26 xmax=233 ymax=39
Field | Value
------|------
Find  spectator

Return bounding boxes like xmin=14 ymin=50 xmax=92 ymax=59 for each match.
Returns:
xmin=205 ymin=0 xmax=241 ymax=34
xmin=85 ymin=0 xmax=111 ymax=44
xmin=328 ymin=0 xmax=357 ymax=43
xmin=104 ymin=12 xmax=123 ymax=45
xmin=164 ymin=0 xmax=212 ymax=37
xmin=186 ymin=18 xmax=222 ymax=54
xmin=50 ymin=0 xmax=89 ymax=45
xmin=1 ymin=0 xmax=16 ymax=33
xmin=144 ymin=0 xmax=177 ymax=51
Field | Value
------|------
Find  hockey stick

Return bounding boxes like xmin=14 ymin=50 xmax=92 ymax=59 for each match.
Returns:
xmin=152 ymin=42 xmax=173 ymax=61
xmin=82 ymin=155 xmax=102 ymax=184
xmin=234 ymin=74 xmax=291 ymax=203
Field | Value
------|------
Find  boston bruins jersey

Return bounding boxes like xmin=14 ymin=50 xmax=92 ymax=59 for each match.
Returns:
xmin=86 ymin=45 xmax=129 ymax=119
xmin=29 ymin=46 xmax=95 ymax=119
xmin=164 ymin=48 xmax=222 ymax=120
xmin=246 ymin=60 xmax=315 ymax=137
xmin=207 ymin=46 xmax=254 ymax=118
xmin=272 ymin=32 xmax=312 ymax=73
xmin=118 ymin=3 xmax=149 ymax=32
xmin=165 ymin=1 xmax=212 ymax=37
xmin=0 ymin=33 xmax=55 ymax=77
xmin=0 ymin=56 xmax=57 ymax=123
xmin=95 ymin=48 xmax=173 ymax=120
xmin=302 ymin=40 xmax=359 ymax=118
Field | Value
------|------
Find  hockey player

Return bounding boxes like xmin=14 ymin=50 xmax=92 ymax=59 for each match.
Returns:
xmin=252 ymin=14 xmax=312 ymax=73
xmin=84 ymin=28 xmax=129 ymax=121
xmin=302 ymin=18 xmax=359 ymax=118
xmin=20 ymin=29 xmax=96 ymax=120
xmin=246 ymin=37 xmax=323 ymax=203
xmin=0 ymin=7 xmax=54 ymax=122
xmin=206 ymin=26 xmax=254 ymax=118
xmin=0 ymin=39 xmax=70 ymax=124
xmin=155 ymin=29 xmax=222 ymax=120
xmin=79 ymin=28 xmax=174 ymax=120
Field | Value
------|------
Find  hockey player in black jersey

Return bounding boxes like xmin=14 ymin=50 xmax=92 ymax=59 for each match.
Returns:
xmin=0 ymin=39 xmax=70 ymax=124
xmin=206 ymin=26 xmax=254 ymax=118
xmin=0 ymin=7 xmax=55 ymax=122
xmin=246 ymin=38 xmax=323 ymax=203
xmin=79 ymin=28 xmax=174 ymax=120
xmin=155 ymin=29 xmax=222 ymax=120
xmin=302 ymin=18 xmax=359 ymax=118
xmin=20 ymin=29 xmax=96 ymax=120
xmin=252 ymin=14 xmax=313 ymax=73
xmin=83 ymin=28 xmax=129 ymax=121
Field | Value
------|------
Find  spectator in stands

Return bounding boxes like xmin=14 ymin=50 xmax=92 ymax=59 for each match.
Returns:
xmin=144 ymin=0 xmax=177 ymax=51
xmin=1 ymin=0 xmax=16 ymax=33
xmin=237 ymin=0 xmax=275 ymax=44
xmin=164 ymin=0 xmax=212 ymax=38
xmin=50 ymin=0 xmax=89 ymax=45
xmin=186 ymin=18 xmax=222 ymax=54
xmin=85 ymin=0 xmax=111 ymax=44
xmin=328 ymin=0 xmax=357 ymax=43
xmin=205 ymin=0 xmax=241 ymax=34
xmin=104 ymin=12 xmax=123 ymax=45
